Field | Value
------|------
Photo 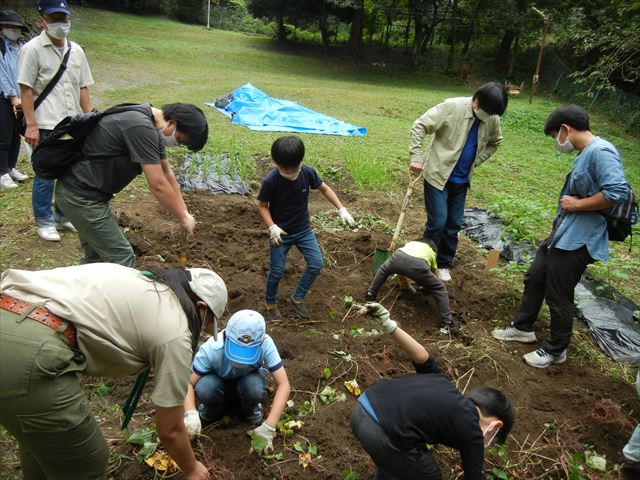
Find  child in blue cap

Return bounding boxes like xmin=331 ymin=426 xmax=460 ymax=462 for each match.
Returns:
xmin=183 ymin=310 xmax=290 ymax=452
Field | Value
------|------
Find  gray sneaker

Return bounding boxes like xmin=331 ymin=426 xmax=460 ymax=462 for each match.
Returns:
xmin=288 ymin=296 xmax=311 ymax=319
xmin=491 ymin=325 xmax=537 ymax=343
xmin=523 ymin=348 xmax=567 ymax=368
xmin=264 ymin=305 xmax=282 ymax=321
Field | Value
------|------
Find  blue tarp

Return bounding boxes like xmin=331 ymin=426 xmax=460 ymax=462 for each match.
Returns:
xmin=206 ymin=83 xmax=367 ymax=136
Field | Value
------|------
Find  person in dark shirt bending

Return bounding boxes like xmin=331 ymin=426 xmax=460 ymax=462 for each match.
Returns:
xmin=352 ymin=303 xmax=515 ymax=480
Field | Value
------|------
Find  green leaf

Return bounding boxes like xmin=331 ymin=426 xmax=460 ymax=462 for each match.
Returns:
xmin=342 ymin=468 xmax=358 ymax=480
xmin=491 ymin=468 xmax=511 ymax=480
xmin=96 ymin=383 xmax=112 ymax=396
xmin=250 ymin=433 xmax=268 ymax=454
xmin=126 ymin=428 xmax=155 ymax=446
xmin=137 ymin=441 xmax=158 ymax=460
xmin=323 ymin=367 xmax=332 ymax=379
xmin=308 ymin=444 xmax=317 ymax=456
xmin=328 ymin=309 xmax=338 ymax=319
xmin=293 ymin=440 xmax=304 ymax=452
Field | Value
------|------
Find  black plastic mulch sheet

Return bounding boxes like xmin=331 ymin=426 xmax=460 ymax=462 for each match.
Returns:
xmin=177 ymin=151 xmax=250 ymax=196
xmin=462 ymin=208 xmax=640 ymax=365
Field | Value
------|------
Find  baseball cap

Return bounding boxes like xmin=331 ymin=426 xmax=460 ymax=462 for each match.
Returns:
xmin=37 ymin=0 xmax=72 ymax=16
xmin=224 ymin=310 xmax=266 ymax=365
xmin=186 ymin=268 xmax=227 ymax=320
xmin=0 ymin=10 xmax=27 ymax=29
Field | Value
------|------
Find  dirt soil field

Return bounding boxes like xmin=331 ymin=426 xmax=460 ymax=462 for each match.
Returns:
xmin=2 ymin=166 xmax=637 ymax=480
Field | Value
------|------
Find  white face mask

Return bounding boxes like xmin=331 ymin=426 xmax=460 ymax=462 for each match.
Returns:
xmin=159 ymin=124 xmax=179 ymax=148
xmin=2 ymin=28 xmax=21 ymax=42
xmin=555 ymin=127 xmax=575 ymax=154
xmin=46 ymin=21 xmax=70 ymax=40
xmin=278 ymin=168 xmax=300 ymax=181
xmin=473 ymin=108 xmax=491 ymax=122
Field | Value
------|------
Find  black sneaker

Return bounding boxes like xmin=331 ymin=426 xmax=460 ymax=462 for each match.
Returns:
xmin=439 ymin=319 xmax=462 ymax=335
xmin=288 ymin=296 xmax=311 ymax=319
xmin=264 ymin=305 xmax=282 ymax=321
xmin=364 ymin=290 xmax=377 ymax=302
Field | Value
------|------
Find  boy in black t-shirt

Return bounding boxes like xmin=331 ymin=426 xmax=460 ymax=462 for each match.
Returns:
xmin=257 ymin=135 xmax=355 ymax=320
xmin=352 ymin=303 xmax=515 ymax=480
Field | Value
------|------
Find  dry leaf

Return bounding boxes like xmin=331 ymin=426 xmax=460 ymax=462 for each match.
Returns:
xmin=344 ymin=379 xmax=361 ymax=396
xmin=144 ymin=450 xmax=178 ymax=473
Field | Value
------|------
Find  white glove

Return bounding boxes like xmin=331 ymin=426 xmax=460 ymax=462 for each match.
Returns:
xmin=338 ymin=207 xmax=355 ymax=227
xmin=359 ymin=302 xmax=397 ymax=334
xmin=268 ymin=224 xmax=287 ymax=246
xmin=249 ymin=421 xmax=276 ymax=453
xmin=184 ymin=409 xmax=202 ymax=438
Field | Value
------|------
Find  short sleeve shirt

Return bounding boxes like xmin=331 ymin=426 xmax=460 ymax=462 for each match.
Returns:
xmin=1 ymin=263 xmax=193 ymax=408
xmin=18 ymin=31 xmax=94 ymax=129
xmin=192 ymin=332 xmax=283 ymax=379
xmin=257 ymin=165 xmax=323 ymax=234
xmin=60 ymin=104 xmax=166 ymax=201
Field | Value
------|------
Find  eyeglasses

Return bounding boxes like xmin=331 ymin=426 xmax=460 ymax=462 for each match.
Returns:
xmin=484 ymin=427 xmax=500 ymax=448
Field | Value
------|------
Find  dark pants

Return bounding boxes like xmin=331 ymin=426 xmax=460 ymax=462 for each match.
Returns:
xmin=423 ymin=180 xmax=469 ymax=268
xmin=368 ymin=251 xmax=452 ymax=325
xmin=0 ymin=97 xmax=20 ymax=175
xmin=194 ymin=370 xmax=267 ymax=423
xmin=512 ymin=245 xmax=594 ymax=355
xmin=350 ymin=402 xmax=442 ymax=480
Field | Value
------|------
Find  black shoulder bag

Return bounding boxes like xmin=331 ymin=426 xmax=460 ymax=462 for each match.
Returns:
xmin=15 ymin=44 xmax=72 ymax=136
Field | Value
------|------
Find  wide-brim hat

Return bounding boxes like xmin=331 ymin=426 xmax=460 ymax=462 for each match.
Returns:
xmin=37 ymin=0 xmax=72 ymax=16
xmin=0 ymin=10 xmax=28 ymax=30
xmin=224 ymin=310 xmax=266 ymax=365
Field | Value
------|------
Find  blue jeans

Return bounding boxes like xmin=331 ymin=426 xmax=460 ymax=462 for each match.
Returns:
xmin=32 ymin=130 xmax=68 ymax=228
xmin=423 ymin=180 xmax=468 ymax=268
xmin=265 ymin=227 xmax=324 ymax=304
xmin=194 ymin=370 xmax=267 ymax=422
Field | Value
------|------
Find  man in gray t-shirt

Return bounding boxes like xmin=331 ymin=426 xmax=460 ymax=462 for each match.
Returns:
xmin=56 ymin=102 xmax=208 ymax=267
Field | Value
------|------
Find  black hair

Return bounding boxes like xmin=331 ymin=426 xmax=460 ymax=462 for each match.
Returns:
xmin=142 ymin=267 xmax=203 ymax=355
xmin=414 ymin=237 xmax=438 ymax=253
xmin=467 ymin=387 xmax=515 ymax=444
xmin=161 ymin=103 xmax=209 ymax=151
xmin=271 ymin=135 xmax=305 ymax=167
xmin=543 ymin=104 xmax=590 ymax=135
xmin=472 ymin=82 xmax=508 ymax=116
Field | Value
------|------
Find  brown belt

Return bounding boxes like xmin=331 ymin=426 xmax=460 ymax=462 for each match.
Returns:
xmin=0 ymin=293 xmax=77 ymax=347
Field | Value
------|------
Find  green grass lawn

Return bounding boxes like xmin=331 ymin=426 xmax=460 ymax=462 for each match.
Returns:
xmin=2 ymin=6 xmax=639 ymax=300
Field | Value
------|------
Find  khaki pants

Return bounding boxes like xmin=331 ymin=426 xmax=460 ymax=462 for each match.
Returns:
xmin=55 ymin=181 xmax=136 ymax=267
xmin=0 ymin=310 xmax=109 ymax=479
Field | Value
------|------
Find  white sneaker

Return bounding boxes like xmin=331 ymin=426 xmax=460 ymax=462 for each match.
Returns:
xmin=55 ymin=220 xmax=77 ymax=232
xmin=491 ymin=325 xmax=537 ymax=343
xmin=437 ymin=268 xmax=452 ymax=282
xmin=0 ymin=173 xmax=18 ymax=189
xmin=523 ymin=348 xmax=567 ymax=368
xmin=37 ymin=225 xmax=61 ymax=241
xmin=9 ymin=168 xmax=28 ymax=182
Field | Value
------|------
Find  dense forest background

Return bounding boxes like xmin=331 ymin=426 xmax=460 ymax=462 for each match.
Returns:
xmin=4 ymin=0 xmax=639 ymax=129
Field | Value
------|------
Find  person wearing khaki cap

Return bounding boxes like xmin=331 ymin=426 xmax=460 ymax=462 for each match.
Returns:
xmin=0 ymin=264 xmax=227 ymax=480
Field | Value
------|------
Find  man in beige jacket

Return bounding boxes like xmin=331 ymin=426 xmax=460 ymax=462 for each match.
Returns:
xmin=410 ymin=82 xmax=507 ymax=281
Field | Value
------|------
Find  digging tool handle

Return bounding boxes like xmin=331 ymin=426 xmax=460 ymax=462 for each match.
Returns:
xmin=121 ymin=369 xmax=150 ymax=430
xmin=389 ymin=175 xmax=422 ymax=251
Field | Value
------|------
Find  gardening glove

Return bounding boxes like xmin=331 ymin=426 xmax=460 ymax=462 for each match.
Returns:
xmin=359 ymin=302 xmax=398 ymax=334
xmin=268 ymin=224 xmax=287 ymax=246
xmin=338 ymin=207 xmax=355 ymax=227
xmin=184 ymin=409 xmax=202 ymax=438
xmin=249 ymin=421 xmax=276 ymax=454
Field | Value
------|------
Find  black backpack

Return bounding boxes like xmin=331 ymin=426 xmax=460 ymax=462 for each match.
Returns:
xmin=31 ymin=103 xmax=151 ymax=180
xmin=603 ymin=187 xmax=638 ymax=243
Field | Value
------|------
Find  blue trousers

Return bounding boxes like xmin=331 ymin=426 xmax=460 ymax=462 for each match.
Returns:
xmin=265 ymin=227 xmax=324 ymax=304
xmin=194 ymin=370 xmax=267 ymax=422
xmin=423 ymin=180 xmax=468 ymax=268
xmin=32 ymin=130 xmax=68 ymax=228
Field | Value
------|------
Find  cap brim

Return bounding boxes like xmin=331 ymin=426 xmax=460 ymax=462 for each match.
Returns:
xmin=224 ymin=339 xmax=260 ymax=365
xmin=41 ymin=8 xmax=72 ymax=15
xmin=1 ymin=21 xmax=26 ymax=28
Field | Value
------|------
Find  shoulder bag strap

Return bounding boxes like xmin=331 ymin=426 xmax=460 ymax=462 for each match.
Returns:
xmin=33 ymin=43 xmax=72 ymax=111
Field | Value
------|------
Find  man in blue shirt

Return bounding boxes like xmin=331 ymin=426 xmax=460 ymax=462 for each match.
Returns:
xmin=0 ymin=10 xmax=29 ymax=189
xmin=492 ymin=104 xmax=630 ymax=368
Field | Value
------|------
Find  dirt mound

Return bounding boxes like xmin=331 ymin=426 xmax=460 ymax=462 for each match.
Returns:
xmin=95 ymin=190 xmax=640 ymax=479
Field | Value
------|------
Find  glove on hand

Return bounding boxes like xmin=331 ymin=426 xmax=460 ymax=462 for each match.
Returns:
xmin=359 ymin=302 xmax=398 ymax=334
xmin=249 ymin=421 xmax=276 ymax=453
xmin=268 ymin=224 xmax=287 ymax=246
xmin=184 ymin=409 xmax=202 ymax=438
xmin=338 ymin=208 xmax=355 ymax=227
